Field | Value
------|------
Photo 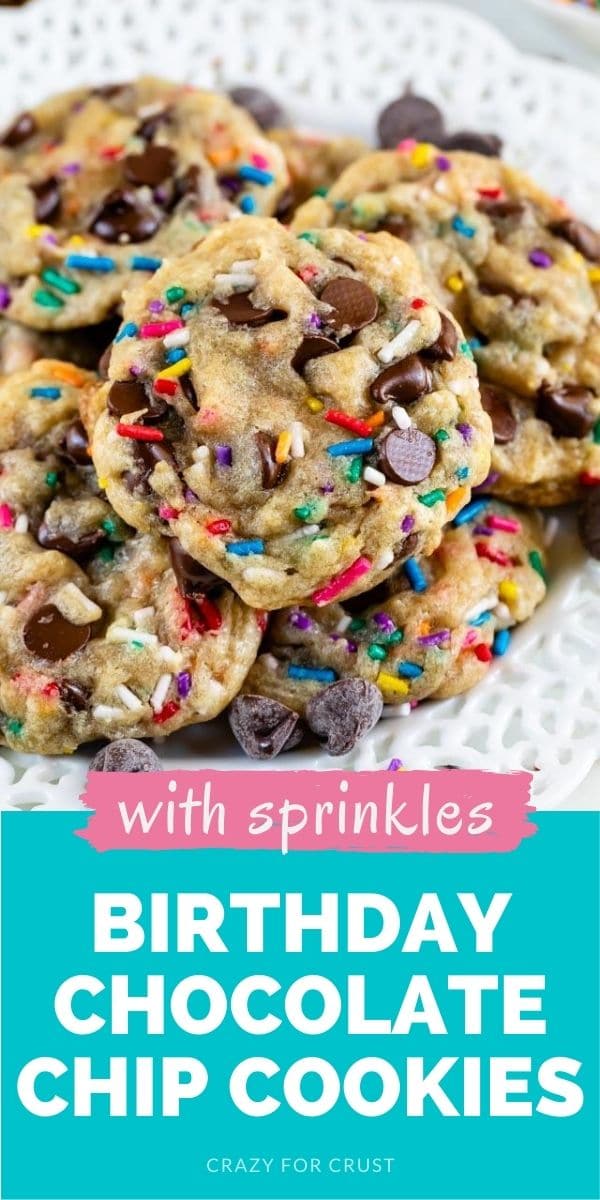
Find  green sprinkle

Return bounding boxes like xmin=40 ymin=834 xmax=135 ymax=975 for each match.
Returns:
xmin=459 ymin=339 xmax=474 ymax=359
xmin=101 ymin=516 xmax=118 ymax=535
xmin=434 ymin=428 xmax=449 ymax=443
xmin=528 ymin=549 xmax=547 ymax=581
xmin=349 ymin=617 xmax=366 ymax=632
xmin=6 ymin=718 xmax=23 ymax=736
xmin=313 ymin=186 xmax=328 ymax=197
xmin=40 ymin=267 xmax=81 ymax=295
xmin=45 ymin=471 xmax=58 ymax=487
xmin=297 ymin=232 xmax=319 ymax=245
xmin=33 ymin=289 xmax=64 ymax=309
xmin=294 ymin=504 xmax=313 ymax=521
xmin=387 ymin=629 xmax=404 ymax=645
xmin=593 ymin=420 xmax=600 ymax=445
xmin=97 ymin=545 xmax=115 ymax=563
xmin=367 ymin=644 xmax=387 ymax=662
xmin=130 ymin=639 xmax=144 ymax=651
xmin=418 ymin=488 xmax=446 ymax=507
xmin=346 ymin=456 xmax=363 ymax=484
xmin=166 ymin=285 xmax=186 ymax=304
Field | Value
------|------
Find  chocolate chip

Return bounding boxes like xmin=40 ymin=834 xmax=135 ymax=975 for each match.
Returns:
xmin=377 ymin=427 xmax=437 ymax=484
xmin=89 ymin=188 xmax=161 ymax=243
xmin=92 ymin=83 xmax=128 ymax=100
xmin=123 ymin=145 xmax=176 ymax=188
xmin=58 ymin=679 xmax=90 ymax=712
xmin=275 ymin=187 xmax=295 ymax=222
xmin=168 ymin=538 xmax=222 ymax=597
xmin=441 ymin=131 xmax=502 ymax=156
xmin=256 ymin=431 xmax=290 ymax=489
xmin=1 ymin=110 xmax=37 ymax=148
xmin=61 ymin=420 xmax=90 ymax=465
xmin=480 ymin=383 xmax=517 ymax=444
xmin=377 ymin=92 xmax=444 ymax=149
xmin=377 ymin=215 xmax=413 ymax=240
xmin=228 ymin=86 xmax=285 ymax=130
xmin=422 ymin=313 xmax=458 ymax=362
xmin=320 ymin=278 xmax=379 ymax=333
xmin=108 ymin=379 xmax=167 ymax=422
xmin=305 ymin=679 xmax=383 ymax=756
xmin=31 ymin=176 xmax=61 ymax=224
xmin=549 ymin=218 xmax=600 ymax=264
xmin=229 ymin=694 xmax=303 ymax=759
xmin=479 ymin=279 xmax=530 ymax=305
xmin=23 ymin=605 xmax=92 ymax=661
xmin=98 ymin=343 xmax=112 ymax=379
xmin=37 ymin=521 xmax=105 ymax=561
xmin=136 ymin=107 xmax=171 ymax=142
xmin=579 ymin=487 xmax=600 ymax=559
xmin=131 ymin=438 xmax=177 ymax=486
xmin=477 ymin=197 xmax=525 ymax=221
xmin=89 ymin=738 xmax=162 ymax=772
xmin=168 ymin=163 xmax=203 ymax=210
xmin=212 ymin=291 xmax=286 ymax=326
xmin=180 ymin=373 xmax=198 ymax=409
xmin=536 ymin=383 xmax=596 ymax=439
xmin=370 ymin=355 xmax=432 ymax=405
xmin=292 ymin=333 xmax=338 ymax=373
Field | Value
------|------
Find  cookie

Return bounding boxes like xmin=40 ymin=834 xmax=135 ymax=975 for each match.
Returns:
xmin=83 ymin=216 xmax=491 ymax=610
xmin=293 ymin=148 xmax=600 ymax=504
xmin=268 ymin=128 xmax=369 ymax=215
xmin=0 ymin=316 xmax=118 ymax=375
xmin=238 ymin=497 xmax=548 ymax=741
xmin=0 ymin=361 xmax=262 ymax=754
xmin=0 ymin=78 xmax=288 ymax=330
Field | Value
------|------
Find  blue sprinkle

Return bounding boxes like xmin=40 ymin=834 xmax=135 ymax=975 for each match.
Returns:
xmin=469 ymin=337 xmax=483 ymax=351
xmin=493 ymin=628 xmax=511 ymax=657
xmin=287 ymin=665 xmax=337 ymax=683
xmin=453 ymin=498 xmax=489 ymax=526
xmin=65 ymin=254 xmax=116 ymax=272
xmin=333 ymin=200 xmax=349 ymax=211
xmin=29 ymin=386 xmax=60 ymax=400
xmin=180 ymin=302 xmax=196 ymax=318
xmin=404 ymin=557 xmax=428 ymax=593
xmin=115 ymin=321 xmax=138 ymax=343
xmin=239 ymin=195 xmax=257 ymax=214
xmin=238 ymin=165 xmax=274 ymax=186
xmin=451 ymin=214 xmax=476 ymax=239
xmin=130 ymin=254 xmax=163 ymax=271
xmin=327 ymin=438 xmax=374 ymax=457
xmin=455 ymin=466 xmax=469 ymax=480
xmin=164 ymin=347 xmax=186 ymax=365
xmin=225 ymin=539 xmax=265 ymax=556
xmin=398 ymin=661 xmax=424 ymax=679
xmin=469 ymin=611 xmax=492 ymax=627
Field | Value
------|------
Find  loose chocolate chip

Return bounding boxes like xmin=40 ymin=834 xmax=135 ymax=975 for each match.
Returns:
xmin=123 ymin=144 xmax=176 ymax=188
xmin=377 ymin=427 xmax=437 ymax=484
xmin=212 ymin=291 xmax=286 ymax=326
xmin=370 ymin=355 xmax=432 ymax=405
xmin=441 ymin=130 xmax=502 ymax=156
xmin=229 ymin=694 xmax=303 ymax=759
xmin=320 ymin=278 xmax=379 ymax=333
xmin=228 ymin=86 xmax=285 ymax=131
xmin=422 ymin=313 xmax=458 ymax=362
xmin=58 ymin=679 xmax=90 ymax=712
xmin=292 ymin=333 xmax=338 ymax=373
xmin=549 ymin=218 xmax=600 ymax=264
xmin=37 ymin=521 xmax=105 ymax=560
xmin=31 ymin=176 xmax=61 ymax=224
xmin=579 ymin=487 xmax=600 ymax=559
xmin=377 ymin=214 xmax=413 ymax=240
xmin=256 ymin=431 xmax=290 ymax=489
xmin=89 ymin=187 xmax=161 ymax=243
xmin=23 ymin=605 xmax=92 ymax=661
xmin=108 ymin=379 xmax=167 ymax=422
xmin=477 ymin=197 xmax=525 ymax=221
xmin=168 ymin=538 xmax=223 ymax=597
xmin=377 ymin=92 xmax=444 ymax=149
xmin=1 ymin=110 xmax=37 ymax=147
xmin=480 ymin=383 xmax=517 ymax=444
xmin=306 ymin=678 xmax=383 ymax=756
xmin=61 ymin=420 xmax=90 ymax=465
xmin=536 ymin=383 xmax=596 ymax=439
xmin=136 ymin=107 xmax=171 ymax=142
xmin=89 ymin=738 xmax=162 ymax=772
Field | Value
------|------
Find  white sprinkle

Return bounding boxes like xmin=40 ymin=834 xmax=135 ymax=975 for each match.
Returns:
xmin=392 ymin=405 xmax=412 ymax=430
xmin=107 ymin=625 xmax=158 ymax=646
xmin=93 ymin=704 xmax=124 ymax=722
xmin=381 ymin=702 xmax=412 ymax=719
xmin=138 ymin=101 xmax=166 ymax=119
xmin=377 ymin=320 xmax=420 ymax=364
xmin=242 ymin=565 xmax=281 ymax=584
xmin=133 ymin=606 xmax=155 ymax=626
xmin=151 ymin=673 xmax=172 ymax=712
xmin=193 ymin=445 xmax=210 ymax=462
xmin=449 ymin=377 xmax=476 ymax=397
xmin=287 ymin=524 xmax=320 ymax=541
xmin=464 ymin=593 xmax=498 ymax=623
xmin=56 ymin=582 xmax=103 ymax=623
xmin=158 ymin=645 xmax=181 ymax=668
xmin=374 ymin=548 xmax=395 ymax=571
xmin=0 ymin=591 xmax=8 ymax=604
xmin=163 ymin=327 xmax=190 ymax=349
xmin=290 ymin=421 xmax=305 ymax=458
xmin=494 ymin=601 xmax=512 ymax=623
xmin=14 ymin=514 xmax=29 ymax=533
xmin=231 ymin=259 xmax=258 ymax=272
xmin=214 ymin=271 xmax=257 ymax=291
xmin=544 ymin=515 xmax=559 ymax=546
xmin=115 ymin=684 xmax=144 ymax=711
xmin=259 ymin=653 xmax=279 ymax=671
xmin=335 ymin=614 xmax=352 ymax=633
xmin=363 ymin=466 xmax=387 ymax=488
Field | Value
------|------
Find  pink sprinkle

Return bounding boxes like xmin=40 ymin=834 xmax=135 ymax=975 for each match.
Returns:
xmin=129 ymin=363 xmax=142 ymax=377
xmin=298 ymin=265 xmax=319 ymax=283
xmin=488 ymin=514 xmax=521 ymax=534
xmin=463 ymin=629 xmax=478 ymax=647
xmin=312 ymin=556 xmax=372 ymax=606
xmin=397 ymin=138 xmax=417 ymax=151
xmin=140 ymin=320 xmax=184 ymax=339
xmin=0 ymin=503 xmax=14 ymax=528
xmin=251 ymin=152 xmax=269 ymax=169
xmin=158 ymin=504 xmax=180 ymax=520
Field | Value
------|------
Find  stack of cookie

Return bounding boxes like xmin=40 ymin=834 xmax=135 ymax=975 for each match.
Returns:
xmin=0 ymin=79 xmax=596 ymax=764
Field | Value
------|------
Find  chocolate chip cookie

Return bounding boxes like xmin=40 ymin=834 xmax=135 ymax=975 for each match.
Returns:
xmin=293 ymin=148 xmax=600 ymax=504
xmin=268 ymin=128 xmax=369 ymax=215
xmin=0 ymin=78 xmax=288 ymax=330
xmin=83 ymin=216 xmax=491 ymax=610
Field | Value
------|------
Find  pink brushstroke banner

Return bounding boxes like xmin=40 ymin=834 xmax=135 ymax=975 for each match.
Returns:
xmin=79 ymin=769 xmax=535 ymax=854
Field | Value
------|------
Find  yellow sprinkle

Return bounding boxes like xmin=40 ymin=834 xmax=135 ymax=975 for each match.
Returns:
xmin=411 ymin=142 xmax=434 ymax=168
xmin=98 ymin=477 xmax=108 ymax=490
xmin=306 ymin=396 xmax=324 ymax=414
xmin=67 ymin=234 xmax=86 ymax=247
xmin=377 ymin=673 xmax=409 ymax=696
xmin=156 ymin=357 xmax=192 ymax=380
xmin=499 ymin=579 xmax=518 ymax=603
xmin=275 ymin=430 xmax=292 ymax=463
xmin=445 ymin=485 xmax=468 ymax=518
xmin=446 ymin=273 xmax=464 ymax=294
xmin=588 ymin=266 xmax=600 ymax=285
xmin=26 ymin=223 xmax=49 ymax=239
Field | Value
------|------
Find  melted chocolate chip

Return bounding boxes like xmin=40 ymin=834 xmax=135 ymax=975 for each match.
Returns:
xmin=58 ymin=679 xmax=90 ymax=712
xmin=256 ymin=431 xmax=290 ymax=489
xmin=61 ymin=421 xmax=90 ymax=465
xmin=89 ymin=738 xmax=162 ymax=771
xmin=128 ymin=439 xmax=177 ymax=491
xmin=107 ymin=379 xmax=167 ymax=422
xmin=89 ymin=187 xmax=161 ymax=243
xmin=377 ymin=92 xmax=444 ymax=149
xmin=536 ymin=383 xmax=596 ymax=439
xmin=377 ymin=427 xmax=437 ymax=484
xmin=440 ymin=130 xmax=502 ymax=156
xmin=136 ymin=107 xmax=171 ymax=142
xmin=422 ymin=313 xmax=458 ymax=362
xmin=228 ymin=86 xmax=285 ymax=131
xmin=168 ymin=538 xmax=223 ymax=597
xmin=1 ymin=110 xmax=37 ymax=148
xmin=370 ymin=355 xmax=432 ymax=405
xmin=377 ymin=214 xmax=413 ymax=240
xmin=229 ymin=694 xmax=303 ymax=759
xmin=212 ymin=291 xmax=286 ymax=326
xmin=579 ymin=487 xmax=600 ymax=559
xmin=23 ymin=605 xmax=92 ymax=661
xmin=37 ymin=521 xmax=105 ymax=561
xmin=292 ymin=333 xmax=338 ymax=373
xmin=305 ymin=679 xmax=383 ymax=756
xmin=167 ymin=163 xmax=203 ymax=210
xmin=123 ymin=144 xmax=176 ymax=188
xmin=98 ymin=343 xmax=112 ymax=379
xmin=180 ymin=372 xmax=199 ymax=409
xmin=275 ymin=187 xmax=295 ymax=222
xmin=477 ymin=197 xmax=526 ymax=221
xmin=320 ymin=278 xmax=379 ymax=333
xmin=31 ymin=176 xmax=61 ymax=224
xmin=480 ymin=383 xmax=518 ymax=444
xmin=549 ymin=218 xmax=600 ymax=264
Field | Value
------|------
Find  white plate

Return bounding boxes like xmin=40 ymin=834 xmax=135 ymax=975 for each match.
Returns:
xmin=0 ymin=0 xmax=599 ymax=810
xmin=525 ymin=0 xmax=600 ymax=52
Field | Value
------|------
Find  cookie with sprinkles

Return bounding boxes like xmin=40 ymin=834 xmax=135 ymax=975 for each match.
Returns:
xmin=234 ymin=497 xmax=548 ymax=757
xmin=0 ymin=362 xmax=262 ymax=754
xmin=83 ymin=216 xmax=491 ymax=610
xmin=0 ymin=77 xmax=288 ymax=330
xmin=268 ymin=128 xmax=369 ymax=216
xmin=293 ymin=148 xmax=600 ymax=504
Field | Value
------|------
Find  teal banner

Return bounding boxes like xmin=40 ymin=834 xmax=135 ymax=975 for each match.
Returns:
xmin=1 ymin=811 xmax=598 ymax=1200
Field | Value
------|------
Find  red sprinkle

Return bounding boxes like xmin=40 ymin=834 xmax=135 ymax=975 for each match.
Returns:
xmin=206 ymin=518 xmax=232 ymax=535
xmin=324 ymin=409 xmax=373 ymax=437
xmin=152 ymin=700 xmax=180 ymax=725
xmin=100 ymin=145 xmax=124 ymax=160
xmin=297 ymin=265 xmax=319 ymax=283
xmin=580 ymin=472 xmax=600 ymax=487
xmin=474 ymin=643 xmax=493 ymax=662
xmin=411 ymin=298 xmax=427 ymax=309
xmin=42 ymin=682 xmax=59 ymax=698
xmin=195 ymin=596 xmax=223 ymax=632
xmin=477 ymin=187 xmax=503 ymax=199
xmin=256 ymin=610 xmax=268 ymax=633
xmin=140 ymin=320 xmax=185 ymax=339
xmin=154 ymin=378 xmax=178 ymax=396
xmin=475 ymin=541 xmax=513 ymax=567
xmin=116 ymin=424 xmax=165 ymax=442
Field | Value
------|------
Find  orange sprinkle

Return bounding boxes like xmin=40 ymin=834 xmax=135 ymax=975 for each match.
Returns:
xmin=207 ymin=146 xmax=237 ymax=167
xmin=445 ymin=485 xmax=469 ymax=518
xmin=364 ymin=411 xmax=385 ymax=430
xmin=47 ymin=362 xmax=88 ymax=387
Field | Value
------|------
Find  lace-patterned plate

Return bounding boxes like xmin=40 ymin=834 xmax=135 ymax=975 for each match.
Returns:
xmin=0 ymin=0 xmax=599 ymax=809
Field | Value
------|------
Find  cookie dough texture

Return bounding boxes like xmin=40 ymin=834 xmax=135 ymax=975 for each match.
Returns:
xmin=0 ymin=362 xmax=262 ymax=754
xmin=0 ymin=78 xmax=289 ymax=330
xmin=243 ymin=498 xmax=547 ymax=718
xmin=293 ymin=148 xmax=600 ymax=504
xmin=84 ymin=216 xmax=491 ymax=610
xmin=269 ymin=128 xmax=369 ymax=213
